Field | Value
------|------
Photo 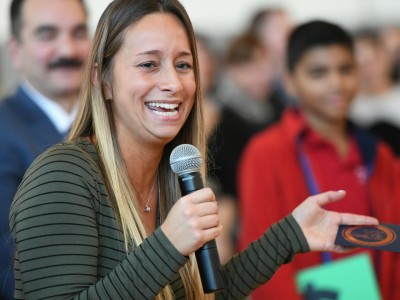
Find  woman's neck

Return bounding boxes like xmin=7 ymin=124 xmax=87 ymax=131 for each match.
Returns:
xmin=119 ymin=138 xmax=163 ymax=233
xmin=121 ymin=141 xmax=162 ymax=188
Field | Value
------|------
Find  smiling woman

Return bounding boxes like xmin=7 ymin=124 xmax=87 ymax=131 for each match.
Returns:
xmin=8 ymin=1 xmax=380 ymax=300
xmin=104 ymin=12 xmax=196 ymax=147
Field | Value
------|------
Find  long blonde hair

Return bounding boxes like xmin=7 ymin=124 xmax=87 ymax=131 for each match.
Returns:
xmin=69 ymin=0 xmax=210 ymax=299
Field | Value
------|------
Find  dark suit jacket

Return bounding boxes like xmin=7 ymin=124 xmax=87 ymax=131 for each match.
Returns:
xmin=0 ymin=86 xmax=65 ymax=299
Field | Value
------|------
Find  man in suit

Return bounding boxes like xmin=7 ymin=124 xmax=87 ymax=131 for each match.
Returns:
xmin=0 ymin=1 xmax=90 ymax=298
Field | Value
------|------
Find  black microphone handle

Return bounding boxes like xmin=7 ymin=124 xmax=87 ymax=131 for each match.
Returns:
xmin=178 ymin=172 xmax=225 ymax=293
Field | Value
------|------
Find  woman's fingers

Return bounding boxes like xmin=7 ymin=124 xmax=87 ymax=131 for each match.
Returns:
xmin=183 ymin=187 xmax=216 ymax=204
xmin=162 ymin=187 xmax=221 ymax=255
xmin=189 ymin=214 xmax=220 ymax=230
xmin=185 ymin=201 xmax=218 ymax=217
xmin=203 ymin=225 xmax=223 ymax=241
xmin=293 ymin=190 xmax=381 ymax=253
xmin=314 ymin=190 xmax=346 ymax=206
xmin=340 ymin=213 xmax=379 ymax=226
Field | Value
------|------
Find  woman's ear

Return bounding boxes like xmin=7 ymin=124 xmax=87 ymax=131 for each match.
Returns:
xmin=92 ymin=63 xmax=113 ymax=99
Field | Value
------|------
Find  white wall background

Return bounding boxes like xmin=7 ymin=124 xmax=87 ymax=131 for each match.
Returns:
xmin=1 ymin=0 xmax=400 ymax=40
xmin=1 ymin=0 xmax=400 ymax=96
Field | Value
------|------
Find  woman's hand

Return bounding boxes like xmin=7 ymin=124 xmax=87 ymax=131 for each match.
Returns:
xmin=161 ymin=187 xmax=222 ymax=256
xmin=292 ymin=190 xmax=379 ymax=253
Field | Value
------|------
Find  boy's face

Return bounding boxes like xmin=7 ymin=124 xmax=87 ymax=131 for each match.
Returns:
xmin=289 ymin=45 xmax=358 ymax=123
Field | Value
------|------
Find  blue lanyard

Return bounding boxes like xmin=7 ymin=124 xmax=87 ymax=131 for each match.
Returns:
xmin=296 ymin=135 xmax=332 ymax=263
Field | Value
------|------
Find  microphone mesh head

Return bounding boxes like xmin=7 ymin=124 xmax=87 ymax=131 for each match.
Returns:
xmin=169 ymin=144 xmax=202 ymax=175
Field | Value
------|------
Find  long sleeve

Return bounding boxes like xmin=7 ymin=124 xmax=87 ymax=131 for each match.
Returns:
xmin=9 ymin=144 xmax=188 ymax=299
xmin=9 ymin=140 xmax=310 ymax=300
xmin=217 ymin=215 xmax=309 ymax=300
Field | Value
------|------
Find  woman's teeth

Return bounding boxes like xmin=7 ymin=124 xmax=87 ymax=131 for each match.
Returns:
xmin=154 ymin=110 xmax=178 ymax=116
xmin=146 ymin=102 xmax=179 ymax=116
xmin=147 ymin=102 xmax=179 ymax=109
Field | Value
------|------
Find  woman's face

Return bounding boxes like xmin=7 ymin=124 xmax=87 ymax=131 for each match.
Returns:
xmin=107 ymin=13 xmax=196 ymax=147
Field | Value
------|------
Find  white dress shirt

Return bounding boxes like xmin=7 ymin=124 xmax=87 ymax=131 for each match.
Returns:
xmin=21 ymin=80 xmax=77 ymax=134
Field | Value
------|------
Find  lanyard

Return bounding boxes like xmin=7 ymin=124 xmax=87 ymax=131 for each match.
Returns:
xmin=296 ymin=135 xmax=332 ymax=263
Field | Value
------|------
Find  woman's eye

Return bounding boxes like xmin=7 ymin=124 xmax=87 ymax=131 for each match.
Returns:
xmin=139 ymin=62 xmax=156 ymax=69
xmin=177 ymin=62 xmax=192 ymax=71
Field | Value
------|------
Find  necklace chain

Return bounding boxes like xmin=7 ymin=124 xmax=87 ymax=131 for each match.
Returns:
xmin=133 ymin=174 xmax=157 ymax=213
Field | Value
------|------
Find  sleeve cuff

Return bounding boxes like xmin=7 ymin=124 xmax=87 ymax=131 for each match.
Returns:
xmin=285 ymin=214 xmax=310 ymax=253
xmin=150 ymin=227 xmax=189 ymax=267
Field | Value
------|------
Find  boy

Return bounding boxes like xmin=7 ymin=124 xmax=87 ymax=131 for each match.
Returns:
xmin=238 ymin=20 xmax=400 ymax=300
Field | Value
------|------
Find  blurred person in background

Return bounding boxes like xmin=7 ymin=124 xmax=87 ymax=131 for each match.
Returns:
xmin=248 ymin=7 xmax=294 ymax=106
xmin=238 ymin=20 xmax=400 ymax=300
xmin=196 ymin=34 xmax=237 ymax=262
xmin=0 ymin=0 xmax=90 ymax=298
xmin=349 ymin=29 xmax=400 ymax=155
xmin=380 ymin=25 xmax=400 ymax=82
xmin=208 ymin=32 xmax=285 ymax=262
xmin=195 ymin=34 xmax=220 ymax=138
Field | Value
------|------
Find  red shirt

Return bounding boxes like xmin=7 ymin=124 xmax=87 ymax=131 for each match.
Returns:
xmin=299 ymin=114 xmax=370 ymax=216
xmin=238 ymin=109 xmax=400 ymax=300
xmin=296 ymin=113 xmax=376 ymax=264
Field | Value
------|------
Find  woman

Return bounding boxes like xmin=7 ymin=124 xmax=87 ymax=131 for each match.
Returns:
xmin=9 ymin=0 xmax=378 ymax=299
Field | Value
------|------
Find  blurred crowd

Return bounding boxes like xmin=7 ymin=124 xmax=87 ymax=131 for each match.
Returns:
xmin=194 ymin=7 xmax=400 ymax=300
xmin=198 ymin=6 xmax=400 ymax=252
xmin=1 ymin=1 xmax=400 ymax=299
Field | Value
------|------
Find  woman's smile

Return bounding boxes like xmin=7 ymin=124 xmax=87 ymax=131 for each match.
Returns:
xmin=145 ymin=101 xmax=181 ymax=117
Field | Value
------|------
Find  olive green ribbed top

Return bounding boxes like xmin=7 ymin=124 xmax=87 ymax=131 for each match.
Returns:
xmin=9 ymin=139 xmax=309 ymax=299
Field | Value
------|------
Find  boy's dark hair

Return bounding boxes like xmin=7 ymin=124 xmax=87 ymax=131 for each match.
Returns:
xmin=287 ymin=20 xmax=354 ymax=72
xmin=10 ymin=0 xmax=87 ymax=40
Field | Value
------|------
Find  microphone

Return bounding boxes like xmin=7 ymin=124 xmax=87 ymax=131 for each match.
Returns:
xmin=170 ymin=144 xmax=224 ymax=293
